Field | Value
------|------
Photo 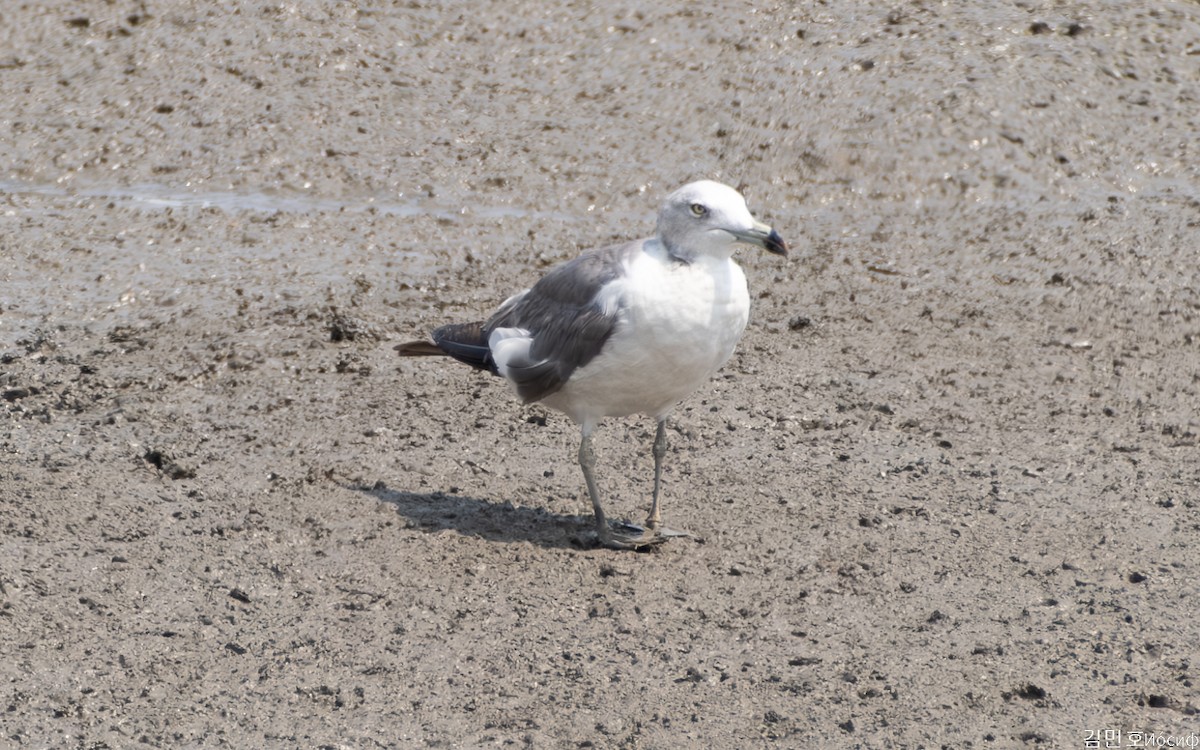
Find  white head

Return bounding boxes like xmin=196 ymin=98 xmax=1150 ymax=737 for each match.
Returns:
xmin=655 ymin=180 xmax=788 ymax=263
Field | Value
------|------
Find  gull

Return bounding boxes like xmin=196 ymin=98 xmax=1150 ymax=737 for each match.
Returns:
xmin=396 ymin=180 xmax=788 ymax=549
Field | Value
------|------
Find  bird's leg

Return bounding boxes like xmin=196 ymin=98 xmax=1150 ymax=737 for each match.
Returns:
xmin=645 ymin=418 xmax=668 ymax=530
xmin=578 ymin=430 xmax=662 ymax=550
xmin=578 ymin=432 xmax=609 ymax=530
xmin=643 ymin=419 xmax=692 ymax=541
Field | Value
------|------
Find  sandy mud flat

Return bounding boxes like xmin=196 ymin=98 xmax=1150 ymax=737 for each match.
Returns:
xmin=2 ymin=2 xmax=1198 ymax=747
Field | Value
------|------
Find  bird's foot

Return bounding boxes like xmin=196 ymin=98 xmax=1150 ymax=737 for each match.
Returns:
xmin=643 ymin=515 xmax=693 ymax=540
xmin=599 ymin=522 xmax=663 ymax=550
xmin=595 ymin=521 xmax=692 ymax=550
xmin=650 ymin=525 xmax=693 ymax=539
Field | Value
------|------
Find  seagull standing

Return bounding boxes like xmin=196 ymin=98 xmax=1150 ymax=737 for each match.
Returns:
xmin=396 ymin=180 xmax=788 ymax=549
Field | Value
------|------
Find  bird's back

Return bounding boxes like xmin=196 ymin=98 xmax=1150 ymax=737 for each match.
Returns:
xmin=540 ymin=246 xmax=750 ymax=424
xmin=484 ymin=241 xmax=640 ymax=405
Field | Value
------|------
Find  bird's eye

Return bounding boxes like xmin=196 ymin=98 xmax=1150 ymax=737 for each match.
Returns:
xmin=689 ymin=203 xmax=707 ymax=217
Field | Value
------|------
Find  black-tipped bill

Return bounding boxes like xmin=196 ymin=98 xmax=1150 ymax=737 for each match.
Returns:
xmin=762 ymin=228 xmax=788 ymax=257
xmin=732 ymin=221 xmax=789 ymax=257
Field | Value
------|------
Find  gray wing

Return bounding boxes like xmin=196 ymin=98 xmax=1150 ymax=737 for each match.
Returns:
xmin=485 ymin=240 xmax=642 ymax=403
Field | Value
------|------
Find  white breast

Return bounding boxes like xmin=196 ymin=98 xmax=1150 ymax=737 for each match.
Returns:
xmin=542 ymin=248 xmax=750 ymax=427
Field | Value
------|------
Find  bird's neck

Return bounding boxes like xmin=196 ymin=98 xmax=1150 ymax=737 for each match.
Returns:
xmin=656 ymin=238 xmax=738 ymax=266
xmin=645 ymin=237 xmax=691 ymax=265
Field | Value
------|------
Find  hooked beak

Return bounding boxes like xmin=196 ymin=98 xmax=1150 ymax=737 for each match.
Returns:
xmin=731 ymin=220 xmax=789 ymax=257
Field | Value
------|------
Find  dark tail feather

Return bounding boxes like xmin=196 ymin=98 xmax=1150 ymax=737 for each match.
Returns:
xmin=434 ymin=322 xmax=497 ymax=373
xmin=396 ymin=321 xmax=497 ymax=374
xmin=394 ymin=340 xmax=445 ymax=356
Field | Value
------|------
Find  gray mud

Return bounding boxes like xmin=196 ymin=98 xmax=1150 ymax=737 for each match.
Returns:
xmin=2 ymin=2 xmax=1198 ymax=747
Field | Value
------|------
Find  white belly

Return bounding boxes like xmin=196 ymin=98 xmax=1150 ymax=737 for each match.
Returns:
xmin=543 ymin=251 xmax=750 ymax=426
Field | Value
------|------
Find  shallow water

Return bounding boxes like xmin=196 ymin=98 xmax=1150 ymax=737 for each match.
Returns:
xmin=3 ymin=171 xmax=1191 ymax=354
xmin=0 ymin=179 xmax=580 ymax=221
xmin=0 ymin=178 xmax=604 ymax=346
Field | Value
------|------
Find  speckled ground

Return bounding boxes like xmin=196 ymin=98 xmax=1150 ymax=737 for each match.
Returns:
xmin=2 ymin=2 xmax=1198 ymax=747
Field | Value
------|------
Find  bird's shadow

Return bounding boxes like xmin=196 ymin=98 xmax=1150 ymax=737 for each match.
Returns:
xmin=347 ymin=480 xmax=599 ymax=550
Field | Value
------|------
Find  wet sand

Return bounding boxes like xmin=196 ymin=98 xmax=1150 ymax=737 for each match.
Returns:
xmin=2 ymin=2 xmax=1198 ymax=747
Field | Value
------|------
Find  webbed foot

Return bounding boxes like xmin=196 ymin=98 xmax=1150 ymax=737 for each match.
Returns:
xmin=594 ymin=521 xmax=691 ymax=550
